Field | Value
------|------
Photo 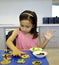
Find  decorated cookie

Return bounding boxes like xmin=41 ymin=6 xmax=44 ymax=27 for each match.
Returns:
xmin=0 ymin=58 xmax=11 ymax=64
xmin=17 ymin=59 xmax=25 ymax=64
xmin=0 ymin=61 xmax=11 ymax=64
xmin=2 ymin=54 xmax=10 ymax=58
xmin=21 ymin=54 xmax=30 ymax=59
xmin=4 ymin=49 xmax=9 ymax=53
xmin=0 ymin=53 xmax=11 ymax=65
xmin=32 ymin=60 xmax=42 ymax=65
xmin=3 ymin=57 xmax=11 ymax=61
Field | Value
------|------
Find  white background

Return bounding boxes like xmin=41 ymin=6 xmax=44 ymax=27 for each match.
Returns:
xmin=0 ymin=0 xmax=52 ymax=26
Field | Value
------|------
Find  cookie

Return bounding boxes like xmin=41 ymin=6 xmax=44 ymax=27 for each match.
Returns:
xmin=2 ymin=54 xmax=10 ymax=58
xmin=32 ymin=60 xmax=42 ymax=65
xmin=17 ymin=59 xmax=25 ymax=64
xmin=4 ymin=57 xmax=11 ymax=60
xmin=4 ymin=49 xmax=9 ymax=53
xmin=0 ymin=58 xmax=11 ymax=64
xmin=21 ymin=54 xmax=30 ymax=59
xmin=0 ymin=61 xmax=11 ymax=64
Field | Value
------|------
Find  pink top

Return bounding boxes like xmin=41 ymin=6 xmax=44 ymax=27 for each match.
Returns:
xmin=16 ymin=30 xmax=38 ymax=50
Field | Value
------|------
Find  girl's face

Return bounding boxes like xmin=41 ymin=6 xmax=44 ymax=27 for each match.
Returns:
xmin=20 ymin=20 xmax=33 ymax=34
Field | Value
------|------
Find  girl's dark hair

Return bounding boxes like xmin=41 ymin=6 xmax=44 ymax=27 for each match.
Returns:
xmin=19 ymin=10 xmax=38 ymax=38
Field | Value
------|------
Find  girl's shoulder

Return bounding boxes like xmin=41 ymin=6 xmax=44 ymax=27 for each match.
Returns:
xmin=13 ymin=28 xmax=19 ymax=33
xmin=13 ymin=28 xmax=22 ymax=35
xmin=12 ymin=28 xmax=20 ymax=36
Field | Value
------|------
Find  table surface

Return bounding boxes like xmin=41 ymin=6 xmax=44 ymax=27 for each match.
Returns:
xmin=0 ymin=50 xmax=49 ymax=65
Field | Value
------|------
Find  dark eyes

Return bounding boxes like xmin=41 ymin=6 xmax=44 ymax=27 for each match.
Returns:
xmin=26 ymin=26 xmax=30 ymax=28
xmin=21 ymin=25 xmax=30 ymax=28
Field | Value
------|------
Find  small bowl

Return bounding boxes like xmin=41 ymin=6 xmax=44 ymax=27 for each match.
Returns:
xmin=33 ymin=51 xmax=47 ymax=58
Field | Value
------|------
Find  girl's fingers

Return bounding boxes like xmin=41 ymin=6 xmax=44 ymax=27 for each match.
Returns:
xmin=47 ymin=30 xmax=53 ymax=34
xmin=11 ymin=51 xmax=26 ymax=56
xmin=43 ymin=30 xmax=54 ymax=40
xmin=44 ymin=30 xmax=53 ymax=36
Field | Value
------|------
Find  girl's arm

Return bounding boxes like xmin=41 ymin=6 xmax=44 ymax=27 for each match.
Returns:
xmin=6 ymin=29 xmax=25 ymax=56
xmin=37 ymin=30 xmax=53 ymax=49
xmin=6 ymin=29 xmax=18 ymax=51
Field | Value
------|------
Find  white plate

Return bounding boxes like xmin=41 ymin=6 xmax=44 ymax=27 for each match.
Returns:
xmin=33 ymin=51 xmax=47 ymax=58
xmin=30 ymin=47 xmax=42 ymax=52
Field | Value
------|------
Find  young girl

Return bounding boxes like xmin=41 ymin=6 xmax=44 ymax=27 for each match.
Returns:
xmin=6 ymin=10 xmax=53 ymax=56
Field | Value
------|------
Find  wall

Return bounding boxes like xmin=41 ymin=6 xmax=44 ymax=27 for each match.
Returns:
xmin=0 ymin=0 xmax=52 ymax=26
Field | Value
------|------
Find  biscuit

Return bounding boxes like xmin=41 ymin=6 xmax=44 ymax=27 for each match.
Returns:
xmin=0 ymin=58 xmax=11 ymax=64
xmin=17 ymin=59 xmax=25 ymax=64
xmin=32 ymin=60 xmax=42 ymax=65
xmin=21 ymin=54 xmax=30 ymax=59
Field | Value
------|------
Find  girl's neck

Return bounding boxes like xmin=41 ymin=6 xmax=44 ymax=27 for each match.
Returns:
xmin=26 ymin=33 xmax=33 ymax=38
xmin=23 ymin=32 xmax=33 ymax=38
xmin=20 ymin=30 xmax=34 ymax=38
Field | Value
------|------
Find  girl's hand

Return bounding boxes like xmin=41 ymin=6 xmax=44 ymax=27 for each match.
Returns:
xmin=12 ymin=49 xmax=26 ymax=56
xmin=43 ymin=30 xmax=53 ymax=40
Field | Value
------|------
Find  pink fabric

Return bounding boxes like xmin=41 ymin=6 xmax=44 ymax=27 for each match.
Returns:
xmin=16 ymin=30 xmax=38 ymax=50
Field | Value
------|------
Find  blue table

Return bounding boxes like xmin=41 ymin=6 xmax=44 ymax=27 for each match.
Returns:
xmin=0 ymin=50 xmax=49 ymax=65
